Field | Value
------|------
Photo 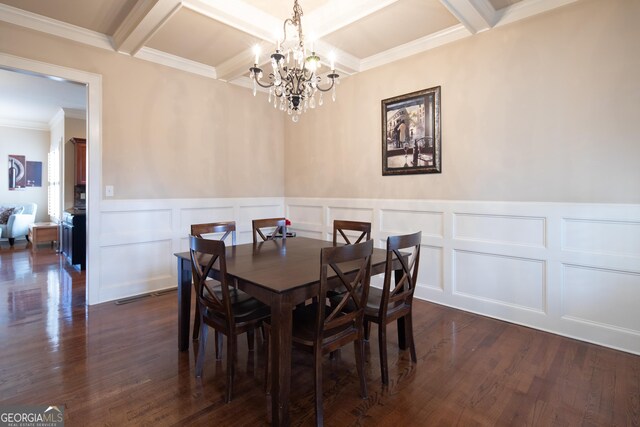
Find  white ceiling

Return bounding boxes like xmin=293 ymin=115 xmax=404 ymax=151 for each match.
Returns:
xmin=0 ymin=0 xmax=579 ymax=125
xmin=0 ymin=68 xmax=86 ymax=129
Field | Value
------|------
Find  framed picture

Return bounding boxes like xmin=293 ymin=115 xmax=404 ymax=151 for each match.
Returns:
xmin=381 ymin=86 xmax=441 ymax=175
xmin=8 ymin=154 xmax=26 ymax=190
xmin=26 ymin=161 xmax=43 ymax=187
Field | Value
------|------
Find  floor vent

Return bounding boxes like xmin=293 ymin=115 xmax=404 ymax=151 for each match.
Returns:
xmin=114 ymin=288 xmax=177 ymax=305
xmin=152 ymin=289 xmax=177 ymax=296
xmin=114 ymin=294 xmax=152 ymax=305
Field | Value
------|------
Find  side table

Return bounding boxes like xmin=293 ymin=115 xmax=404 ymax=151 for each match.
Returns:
xmin=28 ymin=222 xmax=60 ymax=252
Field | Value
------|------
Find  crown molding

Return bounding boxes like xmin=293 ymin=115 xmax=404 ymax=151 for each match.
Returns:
xmin=0 ymin=3 xmax=113 ymax=51
xmin=360 ymin=24 xmax=471 ymax=72
xmin=0 ymin=117 xmax=50 ymax=131
xmin=134 ymin=47 xmax=217 ymax=79
xmin=62 ymin=108 xmax=87 ymax=120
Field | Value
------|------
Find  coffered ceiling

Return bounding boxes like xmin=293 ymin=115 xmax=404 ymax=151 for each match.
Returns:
xmin=0 ymin=0 xmax=579 ymax=87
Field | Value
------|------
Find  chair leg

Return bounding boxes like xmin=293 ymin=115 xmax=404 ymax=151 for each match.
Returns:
xmin=354 ymin=337 xmax=367 ymax=399
xmin=404 ymin=313 xmax=417 ymax=363
xmin=192 ymin=303 xmax=201 ymax=340
xmin=215 ymin=330 xmax=223 ymax=360
xmin=226 ymin=334 xmax=236 ymax=403
xmin=314 ymin=347 xmax=324 ymax=426
xmin=363 ymin=319 xmax=371 ymax=341
xmin=247 ymin=328 xmax=255 ymax=352
xmin=378 ymin=324 xmax=389 ymax=385
xmin=195 ymin=323 xmax=208 ymax=377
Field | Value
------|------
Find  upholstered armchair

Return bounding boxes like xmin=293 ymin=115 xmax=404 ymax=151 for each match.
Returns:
xmin=0 ymin=203 xmax=37 ymax=245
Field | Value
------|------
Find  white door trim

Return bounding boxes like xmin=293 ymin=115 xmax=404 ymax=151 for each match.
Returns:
xmin=0 ymin=52 xmax=102 ymax=305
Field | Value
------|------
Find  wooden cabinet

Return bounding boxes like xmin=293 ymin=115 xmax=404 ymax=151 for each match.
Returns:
xmin=70 ymin=138 xmax=86 ymax=185
xmin=61 ymin=212 xmax=86 ymax=270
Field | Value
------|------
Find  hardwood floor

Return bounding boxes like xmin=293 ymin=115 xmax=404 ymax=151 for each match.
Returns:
xmin=1 ymin=243 xmax=639 ymax=426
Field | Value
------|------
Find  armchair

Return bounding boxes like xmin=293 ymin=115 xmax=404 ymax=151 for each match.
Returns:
xmin=0 ymin=203 xmax=37 ymax=245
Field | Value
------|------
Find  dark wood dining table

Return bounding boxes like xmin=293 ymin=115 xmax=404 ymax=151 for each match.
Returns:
xmin=174 ymin=236 xmax=406 ymax=426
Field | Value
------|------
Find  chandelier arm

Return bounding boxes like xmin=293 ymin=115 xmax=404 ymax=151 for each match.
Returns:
xmin=252 ymin=75 xmax=276 ymax=89
xmin=314 ymin=78 xmax=337 ymax=93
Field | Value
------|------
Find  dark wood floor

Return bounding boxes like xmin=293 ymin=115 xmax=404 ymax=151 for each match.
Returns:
xmin=1 ymin=241 xmax=639 ymax=426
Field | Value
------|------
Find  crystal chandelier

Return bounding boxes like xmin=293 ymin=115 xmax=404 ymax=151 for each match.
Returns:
xmin=249 ymin=0 xmax=339 ymax=122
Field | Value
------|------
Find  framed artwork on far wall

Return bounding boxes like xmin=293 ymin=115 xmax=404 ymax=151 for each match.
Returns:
xmin=8 ymin=154 xmax=26 ymax=190
xmin=381 ymin=86 xmax=441 ymax=176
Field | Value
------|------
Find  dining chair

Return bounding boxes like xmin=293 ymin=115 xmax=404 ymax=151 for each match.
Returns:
xmin=190 ymin=221 xmax=243 ymax=349
xmin=252 ymin=217 xmax=287 ymax=243
xmin=332 ymin=220 xmax=371 ymax=245
xmin=189 ymin=235 xmax=270 ymax=403
xmin=364 ymin=231 xmax=421 ymax=385
xmin=265 ymin=239 xmax=373 ymax=426
xmin=191 ymin=221 xmax=237 ymax=245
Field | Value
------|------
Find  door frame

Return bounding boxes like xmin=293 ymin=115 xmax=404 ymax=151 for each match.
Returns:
xmin=0 ymin=52 xmax=102 ymax=305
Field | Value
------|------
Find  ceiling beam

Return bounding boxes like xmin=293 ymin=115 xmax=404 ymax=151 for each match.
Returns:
xmin=439 ymin=0 xmax=496 ymax=34
xmin=112 ymin=0 xmax=182 ymax=55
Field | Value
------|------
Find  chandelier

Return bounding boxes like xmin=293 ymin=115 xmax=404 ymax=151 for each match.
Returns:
xmin=249 ymin=0 xmax=339 ymax=122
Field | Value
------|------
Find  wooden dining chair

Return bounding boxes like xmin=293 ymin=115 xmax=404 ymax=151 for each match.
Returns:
xmin=191 ymin=221 xmax=237 ymax=245
xmin=265 ymin=239 xmax=373 ymax=426
xmin=332 ymin=220 xmax=372 ymax=245
xmin=364 ymin=231 xmax=421 ymax=385
xmin=190 ymin=235 xmax=270 ymax=403
xmin=190 ymin=221 xmax=241 ymax=347
xmin=252 ymin=217 xmax=287 ymax=243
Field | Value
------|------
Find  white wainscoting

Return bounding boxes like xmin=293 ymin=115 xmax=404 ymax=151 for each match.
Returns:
xmin=96 ymin=197 xmax=283 ymax=303
xmin=286 ymin=197 xmax=640 ymax=355
xmin=95 ymin=196 xmax=640 ymax=355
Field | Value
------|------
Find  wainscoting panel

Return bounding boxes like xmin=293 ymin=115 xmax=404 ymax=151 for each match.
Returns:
xmin=453 ymin=250 xmax=545 ymax=312
xmin=562 ymin=218 xmax=640 ymax=257
xmin=453 ymin=213 xmax=545 ymax=248
xmin=94 ymin=197 xmax=640 ymax=355
xmin=561 ymin=264 xmax=640 ymax=333
xmin=285 ymin=198 xmax=640 ymax=355
xmin=97 ymin=197 xmax=284 ymax=302
xmin=380 ymin=209 xmax=443 ymax=238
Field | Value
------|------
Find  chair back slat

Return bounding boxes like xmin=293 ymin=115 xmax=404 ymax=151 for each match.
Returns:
xmin=191 ymin=221 xmax=237 ymax=246
xmin=252 ymin=218 xmax=287 ymax=243
xmin=318 ymin=240 xmax=373 ymax=338
xmin=380 ymin=231 xmax=421 ymax=317
xmin=189 ymin=235 xmax=233 ymax=321
xmin=333 ymin=220 xmax=372 ymax=245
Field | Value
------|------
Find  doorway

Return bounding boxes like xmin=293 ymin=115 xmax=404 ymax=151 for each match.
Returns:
xmin=0 ymin=53 xmax=102 ymax=305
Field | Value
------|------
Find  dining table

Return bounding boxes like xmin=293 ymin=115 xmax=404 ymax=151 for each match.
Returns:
xmin=174 ymin=236 xmax=406 ymax=426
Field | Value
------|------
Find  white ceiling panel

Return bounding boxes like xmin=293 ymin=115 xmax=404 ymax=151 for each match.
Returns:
xmin=0 ymin=0 xmax=137 ymax=35
xmin=322 ymin=0 xmax=459 ymax=59
xmin=146 ymin=7 xmax=261 ymax=67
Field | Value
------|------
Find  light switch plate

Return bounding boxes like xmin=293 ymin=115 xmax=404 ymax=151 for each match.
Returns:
xmin=105 ymin=185 xmax=114 ymax=197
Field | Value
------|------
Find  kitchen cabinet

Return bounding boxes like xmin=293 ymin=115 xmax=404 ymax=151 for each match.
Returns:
xmin=70 ymin=138 xmax=86 ymax=185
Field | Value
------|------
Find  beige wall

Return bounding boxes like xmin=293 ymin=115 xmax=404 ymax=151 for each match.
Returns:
xmin=0 ymin=22 xmax=285 ymax=200
xmin=285 ymin=0 xmax=640 ymax=203
xmin=0 ymin=125 xmax=49 ymax=222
